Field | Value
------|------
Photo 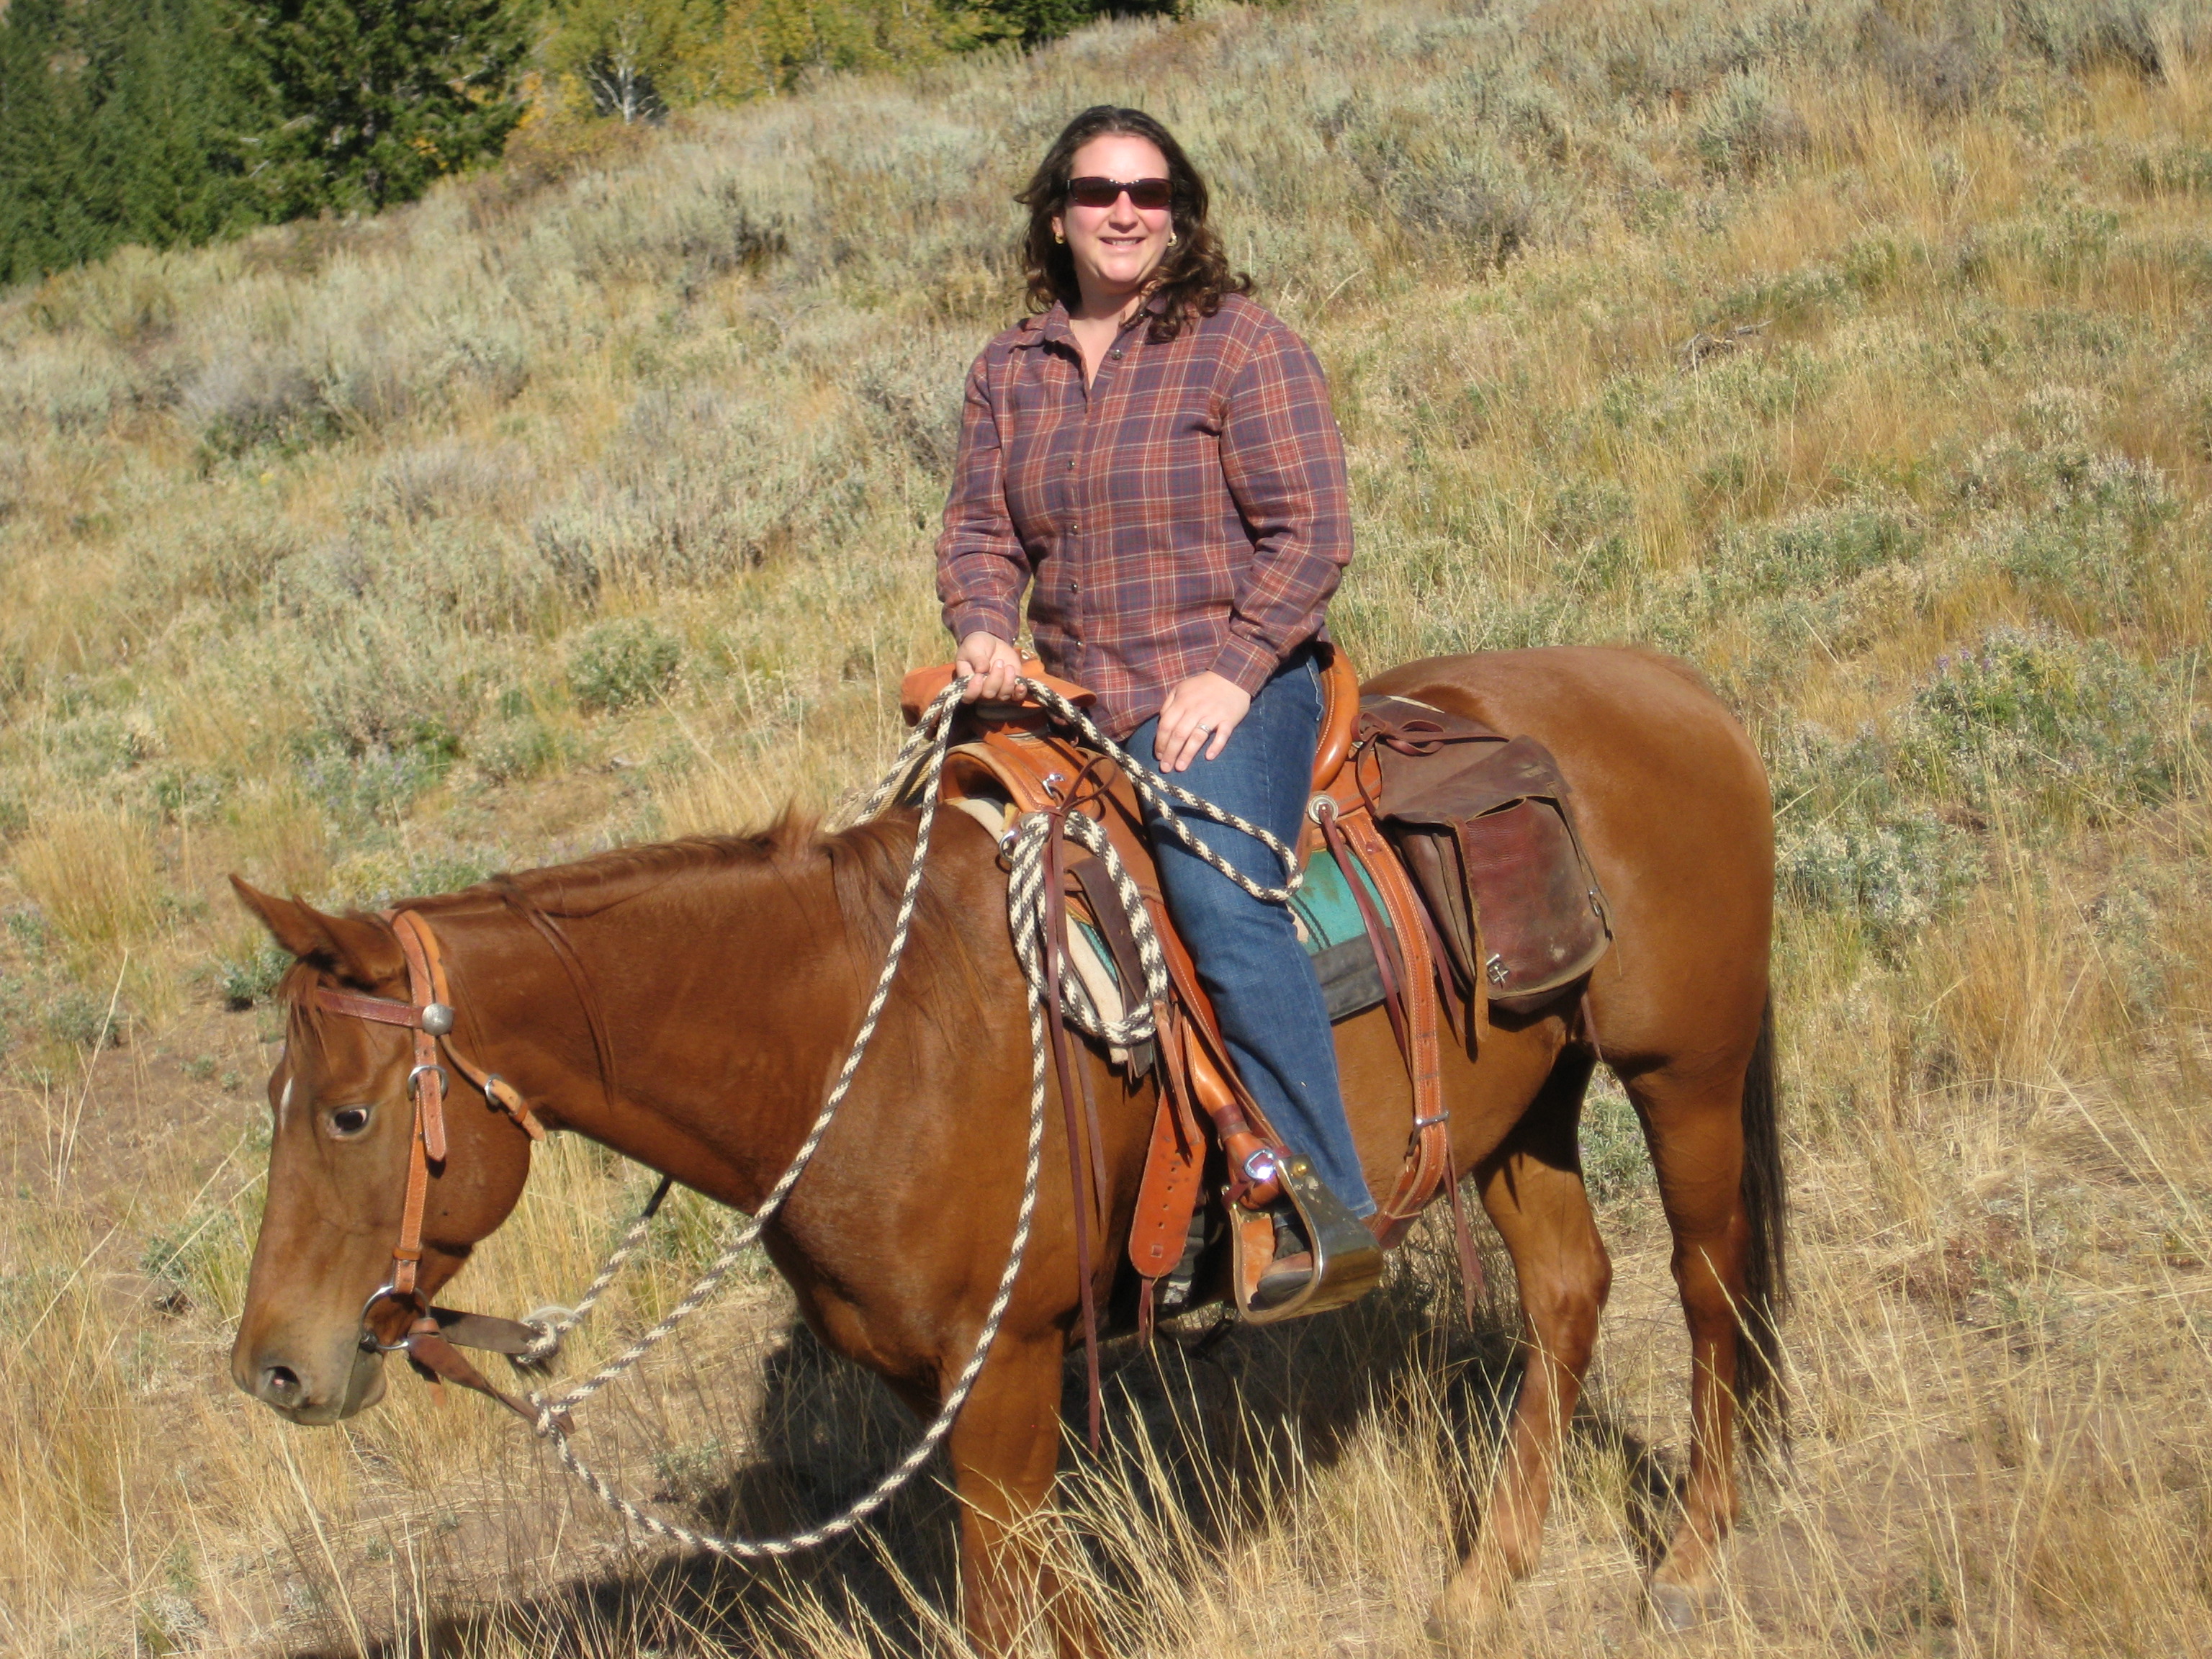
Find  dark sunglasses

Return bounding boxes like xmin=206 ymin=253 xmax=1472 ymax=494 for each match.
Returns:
xmin=1065 ymin=175 xmax=1173 ymax=210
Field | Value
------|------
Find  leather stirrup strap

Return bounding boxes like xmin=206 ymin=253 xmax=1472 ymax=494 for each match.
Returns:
xmin=1125 ymin=999 xmax=1205 ymax=1340
xmin=1333 ymin=810 xmax=1452 ymax=1233
xmin=1142 ymin=894 xmax=1292 ymax=1206
xmin=1038 ymin=812 xmax=1105 ymax=1453
xmin=1445 ymin=1169 xmax=1485 ymax=1318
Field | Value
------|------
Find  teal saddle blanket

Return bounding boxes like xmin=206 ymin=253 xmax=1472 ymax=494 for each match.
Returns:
xmin=1074 ymin=842 xmax=1393 ymax=1024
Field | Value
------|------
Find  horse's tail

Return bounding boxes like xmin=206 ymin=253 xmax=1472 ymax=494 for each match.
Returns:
xmin=1736 ymin=992 xmax=1789 ymax=1454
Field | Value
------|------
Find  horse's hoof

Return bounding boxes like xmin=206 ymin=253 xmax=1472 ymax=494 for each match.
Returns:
xmin=1643 ymin=1579 xmax=1714 ymax=1632
xmin=1424 ymin=1580 xmax=1506 ymax=1650
xmin=1421 ymin=1611 xmax=1471 ymax=1652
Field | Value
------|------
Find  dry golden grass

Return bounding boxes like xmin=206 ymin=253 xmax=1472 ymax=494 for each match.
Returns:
xmin=1 ymin=0 xmax=2209 ymax=1652
xmin=13 ymin=804 xmax=161 ymax=955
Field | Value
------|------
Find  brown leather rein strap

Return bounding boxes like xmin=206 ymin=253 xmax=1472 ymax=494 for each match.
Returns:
xmin=1038 ymin=788 xmax=1106 ymax=1455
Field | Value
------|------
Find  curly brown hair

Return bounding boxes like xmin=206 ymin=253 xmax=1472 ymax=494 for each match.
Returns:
xmin=1016 ymin=106 xmax=1250 ymax=343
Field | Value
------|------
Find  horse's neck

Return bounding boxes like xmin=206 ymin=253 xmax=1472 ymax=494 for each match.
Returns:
xmin=451 ymin=860 xmax=871 ymax=1213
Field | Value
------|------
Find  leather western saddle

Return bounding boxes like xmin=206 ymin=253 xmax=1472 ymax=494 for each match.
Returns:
xmin=896 ymin=647 xmax=1611 ymax=1339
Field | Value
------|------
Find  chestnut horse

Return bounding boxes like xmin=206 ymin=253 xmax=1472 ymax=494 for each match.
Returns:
xmin=228 ymin=646 xmax=1781 ymax=1647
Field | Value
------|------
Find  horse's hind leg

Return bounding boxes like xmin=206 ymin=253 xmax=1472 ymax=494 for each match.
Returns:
xmin=1429 ymin=1048 xmax=1610 ymax=1642
xmin=1624 ymin=1042 xmax=1764 ymax=1629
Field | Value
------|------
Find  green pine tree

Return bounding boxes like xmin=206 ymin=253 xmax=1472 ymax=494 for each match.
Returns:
xmin=0 ymin=0 xmax=89 ymax=284
xmin=78 ymin=0 xmax=260 ymax=254
xmin=950 ymin=0 xmax=1170 ymax=51
xmin=235 ymin=0 xmax=534 ymax=216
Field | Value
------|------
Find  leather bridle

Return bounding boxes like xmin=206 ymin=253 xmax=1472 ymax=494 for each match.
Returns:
xmin=304 ymin=907 xmax=554 ymax=1419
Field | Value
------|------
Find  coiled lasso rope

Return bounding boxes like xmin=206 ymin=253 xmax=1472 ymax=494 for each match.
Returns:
xmin=512 ymin=675 xmax=1300 ymax=1555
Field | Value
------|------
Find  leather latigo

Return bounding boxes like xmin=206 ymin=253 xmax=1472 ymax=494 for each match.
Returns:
xmin=1359 ymin=695 xmax=1611 ymax=1014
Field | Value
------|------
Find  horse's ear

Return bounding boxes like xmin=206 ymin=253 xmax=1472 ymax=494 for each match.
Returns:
xmin=228 ymin=876 xmax=405 ymax=988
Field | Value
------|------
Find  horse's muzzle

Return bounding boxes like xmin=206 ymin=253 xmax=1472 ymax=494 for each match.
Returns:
xmin=234 ymin=1340 xmax=387 ymax=1424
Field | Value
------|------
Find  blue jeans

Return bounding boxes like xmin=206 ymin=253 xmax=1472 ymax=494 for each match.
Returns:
xmin=1130 ymin=650 xmax=1375 ymax=1218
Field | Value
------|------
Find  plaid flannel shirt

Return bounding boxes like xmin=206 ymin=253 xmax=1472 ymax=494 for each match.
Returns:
xmin=936 ymin=292 xmax=1352 ymax=739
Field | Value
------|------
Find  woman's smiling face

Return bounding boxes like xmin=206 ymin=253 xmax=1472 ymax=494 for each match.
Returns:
xmin=1052 ymin=133 xmax=1174 ymax=313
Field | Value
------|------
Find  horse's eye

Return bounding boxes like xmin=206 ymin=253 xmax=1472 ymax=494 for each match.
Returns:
xmin=328 ymin=1106 xmax=372 ymax=1138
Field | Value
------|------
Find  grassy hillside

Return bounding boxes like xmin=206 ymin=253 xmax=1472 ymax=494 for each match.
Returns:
xmin=2 ymin=0 xmax=2210 ymax=1651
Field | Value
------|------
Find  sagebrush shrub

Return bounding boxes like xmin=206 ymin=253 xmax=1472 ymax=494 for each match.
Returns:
xmin=47 ymin=986 xmax=127 ymax=1051
xmin=1694 ymin=71 xmax=1809 ymax=178
xmin=567 ymin=616 xmax=683 ymax=713
xmin=1892 ymin=626 xmax=2190 ymax=815
xmin=216 ymin=943 xmax=290 ymax=1010
xmin=2010 ymin=0 xmax=2193 ymax=75
xmin=1712 ymin=508 xmax=1924 ymax=604
xmin=183 ymin=356 xmax=336 ymax=459
xmin=470 ymin=714 xmax=577 ymax=784
xmin=1766 ymin=715 xmax=1984 ymax=950
xmin=368 ymin=440 xmax=536 ymax=526
xmin=297 ymin=742 xmax=456 ymax=827
xmin=1863 ymin=9 xmax=1999 ymax=117
xmin=1778 ymin=811 xmax=1983 ymax=948
xmin=295 ymin=621 xmax=478 ymax=760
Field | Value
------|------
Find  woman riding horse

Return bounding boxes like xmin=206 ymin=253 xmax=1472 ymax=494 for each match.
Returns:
xmin=939 ymin=106 xmax=1364 ymax=1303
xmin=225 ymin=103 xmax=1784 ymax=1657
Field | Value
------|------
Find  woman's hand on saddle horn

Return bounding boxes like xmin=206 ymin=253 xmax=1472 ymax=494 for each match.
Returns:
xmin=1156 ymin=672 xmax=1252 ymax=773
xmin=956 ymin=631 xmax=1023 ymax=703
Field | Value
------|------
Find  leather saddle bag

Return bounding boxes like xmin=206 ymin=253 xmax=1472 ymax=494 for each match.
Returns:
xmin=1361 ymin=696 xmax=1611 ymax=1014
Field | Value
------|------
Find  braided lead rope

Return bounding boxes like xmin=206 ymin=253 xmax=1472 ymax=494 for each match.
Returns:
xmin=1014 ymin=679 xmax=1305 ymax=904
xmin=523 ymin=679 xmax=964 ymax=1419
xmin=1005 ymin=811 xmax=1166 ymax=1047
xmin=526 ymin=675 xmax=1297 ymax=1365
xmin=525 ymin=683 xmax=1065 ymax=1558
xmin=515 ymin=700 xmax=961 ymax=1365
xmin=534 ymin=960 xmax=1051 ymax=1558
xmin=518 ymin=1178 xmax=672 ymax=1364
xmin=510 ymin=671 xmax=1300 ymax=1555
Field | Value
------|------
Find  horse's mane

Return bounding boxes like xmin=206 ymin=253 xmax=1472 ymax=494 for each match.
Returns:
xmin=441 ymin=812 xmax=836 ymax=920
xmin=294 ymin=809 xmax=978 ymax=1020
xmin=271 ymin=807 xmax=987 ymax=1066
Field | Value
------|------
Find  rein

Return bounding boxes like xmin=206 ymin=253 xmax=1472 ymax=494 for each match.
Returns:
xmin=308 ymin=674 xmax=1302 ymax=1557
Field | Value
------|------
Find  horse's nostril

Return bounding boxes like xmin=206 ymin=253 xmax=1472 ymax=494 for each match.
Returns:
xmin=262 ymin=1364 xmax=303 ymax=1401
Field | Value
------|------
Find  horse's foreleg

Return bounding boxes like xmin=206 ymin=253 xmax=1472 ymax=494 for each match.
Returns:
xmin=945 ymin=1328 xmax=1094 ymax=1658
xmin=1430 ymin=1053 xmax=1609 ymax=1642
xmin=1627 ymin=1063 xmax=1752 ymax=1629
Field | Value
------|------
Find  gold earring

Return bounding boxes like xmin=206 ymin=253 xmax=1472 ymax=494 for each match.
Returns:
xmin=1167 ymin=233 xmax=1178 ymax=246
xmin=1053 ymin=228 xmax=1065 ymax=244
